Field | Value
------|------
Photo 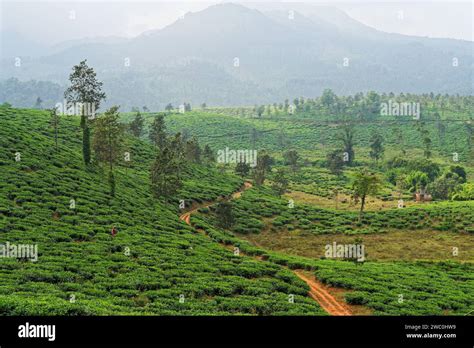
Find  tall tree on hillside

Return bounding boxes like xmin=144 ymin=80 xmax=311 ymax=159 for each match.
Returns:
xmin=215 ymin=201 xmax=234 ymax=228
xmin=277 ymin=130 xmax=288 ymax=149
xmin=170 ymin=133 xmax=185 ymax=159
xmin=250 ymin=128 xmax=259 ymax=148
xmin=235 ymin=162 xmax=250 ymax=178
xmin=254 ymin=151 xmax=273 ymax=186
xmin=465 ymin=119 xmax=473 ymax=152
xmin=149 ymin=115 xmax=167 ymax=148
xmin=352 ymin=170 xmax=381 ymax=221
xmin=257 ymin=105 xmax=265 ymax=118
xmin=150 ymin=146 xmax=183 ymax=200
xmin=326 ymin=150 xmax=344 ymax=176
xmin=338 ymin=123 xmax=356 ymax=166
xmin=320 ymin=88 xmax=337 ymax=112
xmin=165 ymin=103 xmax=174 ymax=112
xmin=271 ymin=168 xmax=289 ymax=197
xmin=185 ymin=137 xmax=201 ymax=164
xmin=283 ymin=149 xmax=299 ymax=173
xmin=434 ymin=112 xmax=446 ymax=146
xmin=64 ymin=60 xmax=106 ymax=165
xmin=49 ymin=107 xmax=60 ymax=152
xmin=392 ymin=124 xmax=406 ymax=156
xmin=203 ymin=144 xmax=214 ymax=163
xmin=129 ymin=111 xmax=144 ymax=138
xmin=416 ymin=121 xmax=432 ymax=159
xmin=369 ymin=132 xmax=384 ymax=163
xmin=35 ymin=97 xmax=43 ymax=109
xmin=92 ymin=106 xmax=123 ymax=196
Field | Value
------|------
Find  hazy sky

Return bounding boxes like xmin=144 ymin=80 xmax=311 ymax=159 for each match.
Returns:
xmin=1 ymin=1 xmax=472 ymax=44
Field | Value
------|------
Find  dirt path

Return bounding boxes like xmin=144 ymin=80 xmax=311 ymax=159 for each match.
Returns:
xmin=178 ymin=181 xmax=352 ymax=316
xmin=294 ymin=271 xmax=352 ymax=316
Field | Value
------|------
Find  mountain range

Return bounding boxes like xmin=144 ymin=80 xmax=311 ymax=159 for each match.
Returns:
xmin=1 ymin=3 xmax=472 ymax=110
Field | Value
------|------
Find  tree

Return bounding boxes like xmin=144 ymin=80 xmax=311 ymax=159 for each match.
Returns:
xmin=170 ymin=132 xmax=185 ymax=159
xmin=49 ymin=107 xmax=60 ymax=152
xmin=185 ymin=137 xmax=201 ymax=164
xmin=416 ymin=121 xmax=432 ymax=159
xmin=203 ymin=144 xmax=214 ymax=163
xmin=338 ymin=124 xmax=356 ymax=166
xmin=201 ymin=103 xmax=207 ymax=110
xmin=150 ymin=146 xmax=183 ymax=200
xmin=452 ymin=183 xmax=474 ymax=201
xmin=271 ymin=168 xmax=289 ymax=197
xmin=92 ymin=106 xmax=123 ymax=196
xmin=352 ymin=170 xmax=381 ymax=221
xmin=448 ymin=165 xmax=467 ymax=183
xmin=254 ymin=151 xmax=273 ymax=185
xmin=235 ymin=162 xmax=250 ymax=177
xmin=320 ymin=88 xmax=336 ymax=110
xmin=142 ymin=106 xmax=149 ymax=112
xmin=165 ymin=103 xmax=174 ymax=112
xmin=428 ymin=175 xmax=462 ymax=200
xmin=277 ymin=130 xmax=287 ymax=149
xmin=83 ymin=126 xmax=91 ymax=165
xmin=35 ymin=97 xmax=43 ymax=109
xmin=283 ymin=149 xmax=299 ymax=173
xmin=406 ymin=171 xmax=429 ymax=198
xmin=326 ymin=150 xmax=344 ymax=176
xmin=257 ymin=105 xmax=265 ymax=118
xmin=64 ymin=60 xmax=106 ymax=165
xmin=129 ymin=111 xmax=144 ymax=138
xmin=392 ymin=124 xmax=406 ymax=155
xmin=369 ymin=132 xmax=384 ymax=162
xmin=215 ymin=202 xmax=234 ymax=228
xmin=149 ymin=115 xmax=167 ymax=148
xmin=250 ymin=128 xmax=259 ymax=148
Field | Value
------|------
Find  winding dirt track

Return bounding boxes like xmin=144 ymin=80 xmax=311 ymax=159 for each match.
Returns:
xmin=178 ymin=181 xmax=352 ymax=316
xmin=294 ymin=271 xmax=352 ymax=315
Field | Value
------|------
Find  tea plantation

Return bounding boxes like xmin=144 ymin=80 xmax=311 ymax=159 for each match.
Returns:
xmin=194 ymin=208 xmax=474 ymax=315
xmin=222 ymin=185 xmax=474 ymax=235
xmin=0 ymin=106 xmax=325 ymax=315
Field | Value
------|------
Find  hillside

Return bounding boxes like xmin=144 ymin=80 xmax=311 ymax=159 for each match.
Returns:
xmin=0 ymin=106 xmax=325 ymax=315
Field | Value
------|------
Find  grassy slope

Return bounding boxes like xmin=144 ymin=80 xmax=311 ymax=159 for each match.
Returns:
xmin=147 ymin=110 xmax=474 ymax=164
xmin=0 ymin=107 xmax=325 ymax=315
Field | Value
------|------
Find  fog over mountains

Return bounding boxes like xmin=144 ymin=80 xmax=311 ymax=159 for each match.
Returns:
xmin=1 ymin=3 xmax=472 ymax=110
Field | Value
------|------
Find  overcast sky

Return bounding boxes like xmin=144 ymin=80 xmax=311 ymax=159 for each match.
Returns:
xmin=1 ymin=1 xmax=472 ymax=44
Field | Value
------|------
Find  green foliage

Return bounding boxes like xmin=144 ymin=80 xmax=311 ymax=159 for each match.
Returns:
xmin=215 ymin=202 xmax=235 ymax=229
xmin=271 ymin=168 xmax=289 ymax=197
xmin=129 ymin=111 xmax=144 ymax=138
xmin=149 ymin=115 xmax=167 ymax=148
xmin=0 ymin=106 xmax=324 ymax=315
xmin=315 ymin=260 xmax=474 ymax=315
xmin=351 ymin=170 xmax=381 ymax=218
xmin=406 ymin=171 xmax=429 ymax=193
xmin=369 ymin=132 xmax=384 ymax=162
xmin=235 ymin=162 xmax=250 ymax=178
xmin=64 ymin=60 xmax=106 ymax=166
xmin=150 ymin=147 xmax=183 ymax=200
xmin=452 ymin=183 xmax=474 ymax=201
